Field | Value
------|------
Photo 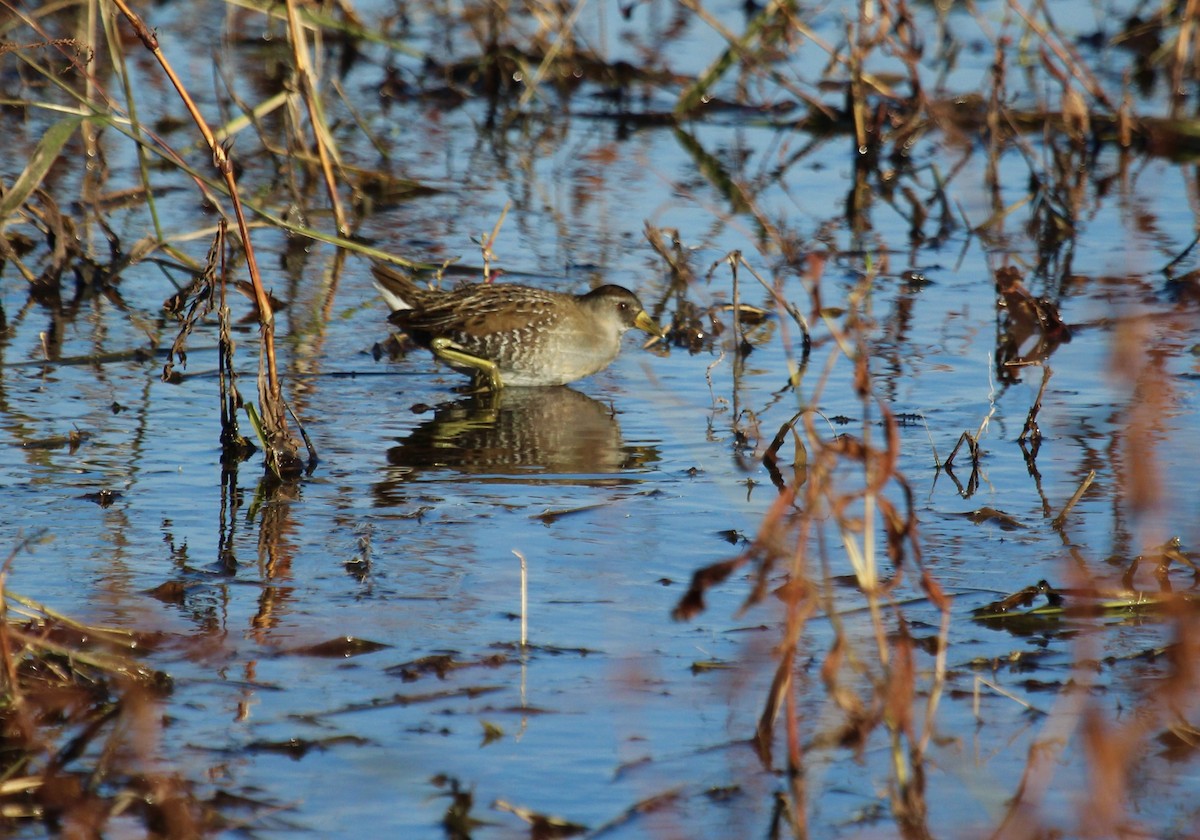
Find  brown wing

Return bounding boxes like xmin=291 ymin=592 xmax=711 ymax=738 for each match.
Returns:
xmin=406 ymin=286 xmax=561 ymax=333
xmin=462 ymin=290 xmax=564 ymax=333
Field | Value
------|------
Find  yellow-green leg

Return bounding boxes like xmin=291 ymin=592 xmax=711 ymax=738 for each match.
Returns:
xmin=431 ymin=337 xmax=504 ymax=392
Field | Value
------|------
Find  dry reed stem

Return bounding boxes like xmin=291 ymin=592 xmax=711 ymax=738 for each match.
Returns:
xmin=513 ymin=549 xmax=528 ymax=648
xmin=704 ymin=235 xmax=948 ymax=833
xmin=111 ymin=0 xmax=305 ymax=477
xmin=98 ymin=4 xmax=164 ymax=244
xmin=1006 ymin=0 xmax=1114 ymax=112
xmin=285 ymin=0 xmax=348 ymax=236
xmin=1170 ymin=0 xmax=1200 ymax=119
xmin=687 ymin=299 xmax=947 ymax=831
xmin=1050 ymin=469 xmax=1095 ymax=530
xmin=479 ymin=201 xmax=512 ymax=283
xmin=516 ymin=0 xmax=587 ymax=108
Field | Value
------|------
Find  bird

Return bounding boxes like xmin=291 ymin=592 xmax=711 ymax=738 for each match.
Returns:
xmin=372 ymin=264 xmax=662 ymax=390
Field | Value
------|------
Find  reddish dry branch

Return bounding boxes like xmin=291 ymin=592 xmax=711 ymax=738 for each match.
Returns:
xmin=755 ymin=650 xmax=792 ymax=764
xmin=672 ymin=556 xmax=747 ymax=621
xmin=878 ymin=404 xmax=902 ymax=488
xmin=878 ymin=496 xmax=911 ymax=574
xmin=919 ymin=570 xmax=948 ymax=612
xmin=1079 ymin=705 xmax=1134 ymax=833
xmin=885 ymin=626 xmax=916 ymax=737
xmin=852 ymin=345 xmax=871 ymax=396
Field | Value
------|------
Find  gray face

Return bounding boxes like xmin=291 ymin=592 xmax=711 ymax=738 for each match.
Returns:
xmin=581 ymin=285 xmax=646 ymax=331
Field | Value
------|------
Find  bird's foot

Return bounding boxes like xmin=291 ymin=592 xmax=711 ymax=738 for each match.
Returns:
xmin=431 ymin=337 xmax=504 ymax=392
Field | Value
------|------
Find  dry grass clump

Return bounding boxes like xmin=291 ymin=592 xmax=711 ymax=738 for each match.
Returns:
xmin=667 ymin=251 xmax=950 ymax=837
xmin=0 ymin=542 xmax=226 ymax=835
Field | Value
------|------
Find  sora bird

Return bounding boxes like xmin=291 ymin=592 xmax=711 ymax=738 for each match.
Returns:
xmin=373 ymin=264 xmax=662 ymax=390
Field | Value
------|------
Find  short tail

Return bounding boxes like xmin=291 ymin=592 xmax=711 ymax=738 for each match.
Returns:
xmin=371 ymin=264 xmax=419 ymax=312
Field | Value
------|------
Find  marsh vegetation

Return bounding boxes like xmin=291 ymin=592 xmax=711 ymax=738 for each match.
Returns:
xmin=4 ymin=0 xmax=1200 ymax=836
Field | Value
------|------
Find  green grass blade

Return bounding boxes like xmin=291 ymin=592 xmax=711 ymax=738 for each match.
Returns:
xmin=0 ymin=114 xmax=85 ymax=225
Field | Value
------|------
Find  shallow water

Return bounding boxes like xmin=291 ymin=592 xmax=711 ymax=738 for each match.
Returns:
xmin=4 ymin=0 xmax=1200 ymax=836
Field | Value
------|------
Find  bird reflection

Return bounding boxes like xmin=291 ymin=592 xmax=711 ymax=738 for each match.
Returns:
xmin=378 ymin=387 xmax=658 ymax=493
